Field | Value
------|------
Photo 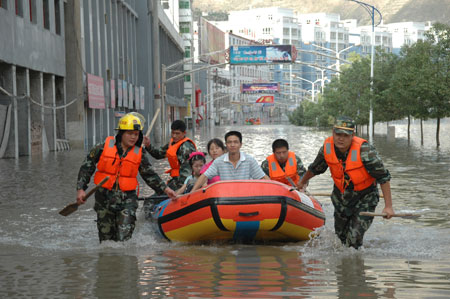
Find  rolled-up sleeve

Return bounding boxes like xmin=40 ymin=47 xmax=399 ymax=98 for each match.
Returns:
xmin=361 ymin=143 xmax=391 ymax=184
xmin=249 ymin=156 xmax=266 ymax=179
xmin=203 ymin=159 xmax=219 ymax=179
xmin=307 ymin=146 xmax=329 ymax=175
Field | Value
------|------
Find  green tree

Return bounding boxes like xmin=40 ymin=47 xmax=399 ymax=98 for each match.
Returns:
xmin=425 ymin=23 xmax=450 ymax=146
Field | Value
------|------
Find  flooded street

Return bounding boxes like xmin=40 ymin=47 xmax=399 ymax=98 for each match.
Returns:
xmin=1 ymin=122 xmax=450 ymax=298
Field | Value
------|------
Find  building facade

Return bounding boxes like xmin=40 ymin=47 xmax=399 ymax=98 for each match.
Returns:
xmin=65 ymin=0 xmax=185 ymax=150
xmin=0 ymin=0 xmax=66 ymax=158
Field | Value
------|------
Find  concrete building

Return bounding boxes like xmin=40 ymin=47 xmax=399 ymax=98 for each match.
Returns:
xmin=383 ymin=22 xmax=426 ymax=54
xmin=297 ymin=13 xmax=353 ymax=95
xmin=214 ymin=7 xmax=302 ymax=107
xmin=64 ymin=0 xmax=185 ymax=150
xmin=0 ymin=0 xmax=66 ymax=158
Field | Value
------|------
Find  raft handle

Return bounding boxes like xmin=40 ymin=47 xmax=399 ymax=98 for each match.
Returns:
xmin=238 ymin=211 xmax=259 ymax=217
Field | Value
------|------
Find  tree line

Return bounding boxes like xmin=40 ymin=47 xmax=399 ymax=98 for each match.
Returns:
xmin=289 ymin=23 xmax=450 ymax=146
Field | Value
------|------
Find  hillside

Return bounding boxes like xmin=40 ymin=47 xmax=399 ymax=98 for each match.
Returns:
xmin=192 ymin=0 xmax=450 ymax=25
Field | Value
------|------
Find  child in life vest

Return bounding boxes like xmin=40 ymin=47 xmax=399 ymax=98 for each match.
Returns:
xmin=175 ymin=152 xmax=206 ymax=195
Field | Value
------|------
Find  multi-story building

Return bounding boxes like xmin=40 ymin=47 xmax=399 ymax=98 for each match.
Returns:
xmin=65 ymin=1 xmax=185 ymax=149
xmin=162 ymin=0 xmax=193 ymax=126
xmin=383 ymin=22 xmax=426 ymax=54
xmin=215 ymin=7 xmax=303 ymax=107
xmin=0 ymin=0 xmax=66 ymax=158
xmin=297 ymin=13 xmax=353 ymax=95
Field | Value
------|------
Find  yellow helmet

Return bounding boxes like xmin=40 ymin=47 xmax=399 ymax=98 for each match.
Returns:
xmin=116 ymin=113 xmax=142 ymax=131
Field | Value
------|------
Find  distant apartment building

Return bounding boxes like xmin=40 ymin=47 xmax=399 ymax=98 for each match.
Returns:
xmin=0 ymin=0 xmax=66 ymax=158
xmin=297 ymin=13 xmax=353 ymax=94
xmin=383 ymin=22 xmax=426 ymax=54
xmin=215 ymin=7 xmax=303 ymax=106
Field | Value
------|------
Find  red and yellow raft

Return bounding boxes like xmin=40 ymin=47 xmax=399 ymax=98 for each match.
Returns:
xmin=150 ymin=180 xmax=326 ymax=243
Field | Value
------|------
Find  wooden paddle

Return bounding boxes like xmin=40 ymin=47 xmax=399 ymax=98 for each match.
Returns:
xmin=138 ymin=194 xmax=170 ymax=204
xmin=312 ymin=192 xmax=384 ymax=198
xmin=144 ymin=108 xmax=161 ymax=138
xmin=59 ymin=176 xmax=109 ymax=216
xmin=359 ymin=211 xmax=420 ymax=218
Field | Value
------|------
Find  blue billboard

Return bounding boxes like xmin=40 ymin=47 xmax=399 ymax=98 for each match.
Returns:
xmin=230 ymin=45 xmax=297 ymax=64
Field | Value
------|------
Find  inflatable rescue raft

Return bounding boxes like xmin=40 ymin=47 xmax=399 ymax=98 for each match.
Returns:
xmin=148 ymin=180 xmax=325 ymax=243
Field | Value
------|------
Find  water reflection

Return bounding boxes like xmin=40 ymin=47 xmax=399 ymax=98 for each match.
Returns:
xmin=1 ymin=123 xmax=450 ymax=298
xmin=140 ymin=246 xmax=322 ymax=297
xmin=336 ymin=255 xmax=395 ymax=298
xmin=93 ymin=254 xmax=140 ymax=298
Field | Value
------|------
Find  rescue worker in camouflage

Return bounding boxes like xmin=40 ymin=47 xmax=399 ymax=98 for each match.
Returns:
xmin=261 ymin=139 xmax=306 ymax=187
xmin=297 ymin=116 xmax=395 ymax=249
xmin=76 ymin=113 xmax=177 ymax=243
xmin=143 ymin=120 xmax=197 ymax=191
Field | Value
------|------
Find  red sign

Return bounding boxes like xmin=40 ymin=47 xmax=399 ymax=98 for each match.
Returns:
xmin=255 ymin=95 xmax=274 ymax=103
xmin=87 ymin=73 xmax=105 ymax=109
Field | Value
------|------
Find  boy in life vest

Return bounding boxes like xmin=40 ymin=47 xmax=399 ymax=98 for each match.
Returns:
xmin=261 ymin=139 xmax=306 ymax=187
xmin=143 ymin=120 xmax=196 ymax=191
xmin=76 ymin=113 xmax=177 ymax=243
xmin=297 ymin=116 xmax=395 ymax=249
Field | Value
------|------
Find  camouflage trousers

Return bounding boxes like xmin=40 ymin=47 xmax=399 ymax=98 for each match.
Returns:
xmin=93 ymin=188 xmax=139 ymax=243
xmin=331 ymin=188 xmax=379 ymax=249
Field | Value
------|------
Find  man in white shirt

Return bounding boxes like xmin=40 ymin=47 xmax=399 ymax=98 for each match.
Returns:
xmin=191 ymin=131 xmax=268 ymax=191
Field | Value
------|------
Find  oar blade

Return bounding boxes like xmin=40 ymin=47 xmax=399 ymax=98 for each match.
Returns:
xmin=59 ymin=202 xmax=79 ymax=216
xmin=359 ymin=211 xmax=420 ymax=219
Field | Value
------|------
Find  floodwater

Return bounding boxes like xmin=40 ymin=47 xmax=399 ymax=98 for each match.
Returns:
xmin=1 ymin=121 xmax=450 ymax=298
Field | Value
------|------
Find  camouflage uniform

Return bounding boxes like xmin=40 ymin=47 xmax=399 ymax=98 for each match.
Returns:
xmin=308 ymin=142 xmax=391 ymax=249
xmin=77 ymin=140 xmax=167 ymax=242
xmin=146 ymin=140 xmax=196 ymax=191
xmin=261 ymin=154 xmax=307 ymax=182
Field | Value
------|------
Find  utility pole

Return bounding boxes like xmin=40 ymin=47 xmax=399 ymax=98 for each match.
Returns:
xmin=348 ymin=0 xmax=382 ymax=144
xmin=150 ymin=0 xmax=162 ymax=143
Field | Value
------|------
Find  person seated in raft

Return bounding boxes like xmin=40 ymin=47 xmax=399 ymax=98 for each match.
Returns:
xmin=191 ymin=131 xmax=269 ymax=192
xmin=261 ymin=139 xmax=306 ymax=187
xmin=175 ymin=152 xmax=206 ymax=195
xmin=200 ymin=138 xmax=226 ymax=185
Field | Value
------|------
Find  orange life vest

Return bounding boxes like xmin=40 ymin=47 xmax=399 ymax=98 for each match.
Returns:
xmin=165 ymin=137 xmax=196 ymax=177
xmin=323 ymin=136 xmax=375 ymax=193
xmin=267 ymin=151 xmax=300 ymax=186
xmin=94 ymin=136 xmax=142 ymax=191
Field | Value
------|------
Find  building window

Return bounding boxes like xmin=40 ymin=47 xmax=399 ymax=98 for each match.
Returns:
xmin=306 ymin=20 xmax=310 ymax=24
xmin=161 ymin=0 xmax=169 ymax=9
xmin=16 ymin=0 xmax=24 ymax=16
xmin=0 ymin=0 xmax=8 ymax=9
xmin=180 ymin=22 xmax=190 ymax=34
xmin=43 ymin=0 xmax=50 ymax=30
xmin=268 ymin=14 xmax=272 ymax=20
xmin=179 ymin=0 xmax=190 ymax=9
xmin=184 ymin=75 xmax=191 ymax=82
xmin=184 ymin=46 xmax=191 ymax=58
xmin=54 ymin=0 xmax=60 ymax=35
xmin=29 ymin=0 xmax=37 ymax=23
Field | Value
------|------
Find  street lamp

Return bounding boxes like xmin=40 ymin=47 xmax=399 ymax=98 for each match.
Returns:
xmin=312 ymin=43 xmax=359 ymax=73
xmin=347 ymin=0 xmax=382 ymax=144
xmin=291 ymin=75 xmax=321 ymax=102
